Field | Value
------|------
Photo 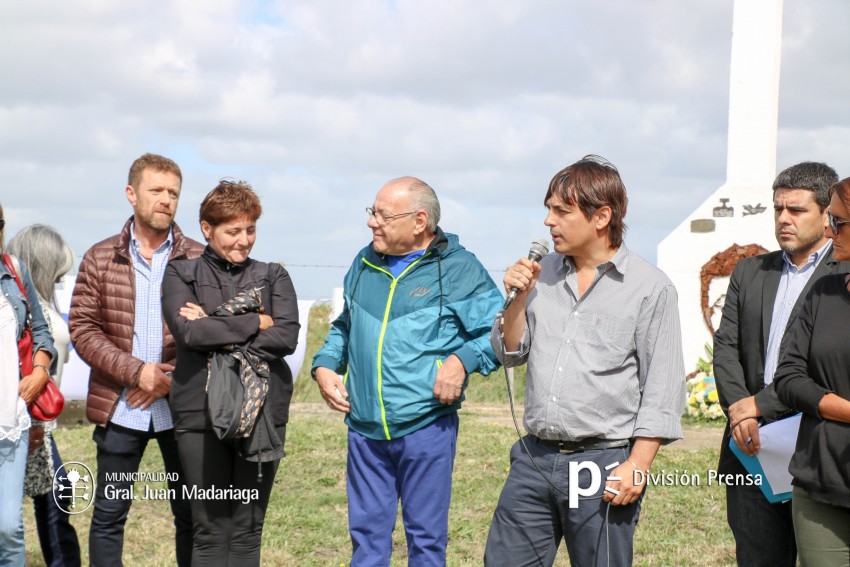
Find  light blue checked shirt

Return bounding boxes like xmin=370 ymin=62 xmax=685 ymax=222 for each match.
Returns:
xmin=762 ymin=239 xmax=831 ymax=386
xmin=110 ymin=225 xmax=174 ymax=432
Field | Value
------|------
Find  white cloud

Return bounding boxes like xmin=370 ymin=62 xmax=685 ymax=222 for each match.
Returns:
xmin=1 ymin=0 xmax=848 ymax=299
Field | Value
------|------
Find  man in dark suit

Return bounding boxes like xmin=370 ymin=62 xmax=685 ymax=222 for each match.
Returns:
xmin=714 ymin=161 xmax=844 ymax=567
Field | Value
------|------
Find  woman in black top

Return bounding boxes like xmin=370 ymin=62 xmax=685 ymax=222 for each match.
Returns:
xmin=162 ymin=180 xmax=299 ymax=566
xmin=775 ymin=176 xmax=850 ymax=566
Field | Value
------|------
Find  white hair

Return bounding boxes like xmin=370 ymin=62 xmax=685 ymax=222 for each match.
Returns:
xmin=392 ymin=177 xmax=440 ymax=232
xmin=7 ymin=224 xmax=75 ymax=307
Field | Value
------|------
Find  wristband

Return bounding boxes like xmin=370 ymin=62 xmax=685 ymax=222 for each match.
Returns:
xmin=34 ymin=364 xmax=50 ymax=375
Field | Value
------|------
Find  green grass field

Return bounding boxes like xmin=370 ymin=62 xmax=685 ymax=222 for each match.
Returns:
xmin=24 ymin=304 xmax=735 ymax=566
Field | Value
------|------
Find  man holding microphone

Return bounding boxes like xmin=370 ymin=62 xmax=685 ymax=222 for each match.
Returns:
xmin=485 ymin=155 xmax=685 ymax=567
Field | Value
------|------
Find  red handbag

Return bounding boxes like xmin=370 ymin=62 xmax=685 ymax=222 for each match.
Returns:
xmin=16 ymin=318 xmax=34 ymax=376
xmin=30 ymin=380 xmax=65 ymax=421
xmin=2 ymin=254 xmax=65 ymax=421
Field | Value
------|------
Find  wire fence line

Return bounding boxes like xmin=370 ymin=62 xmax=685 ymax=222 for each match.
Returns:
xmin=282 ymin=263 xmax=509 ymax=274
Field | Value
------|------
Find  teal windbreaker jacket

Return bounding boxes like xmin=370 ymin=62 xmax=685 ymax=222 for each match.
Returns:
xmin=312 ymin=228 xmax=503 ymax=440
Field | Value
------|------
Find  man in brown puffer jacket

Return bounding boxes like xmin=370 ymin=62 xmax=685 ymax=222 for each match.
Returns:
xmin=70 ymin=153 xmax=203 ymax=567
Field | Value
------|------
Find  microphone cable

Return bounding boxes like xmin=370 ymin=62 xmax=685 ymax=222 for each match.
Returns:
xmin=499 ymin=315 xmax=617 ymax=566
xmin=500 ymin=310 xmax=620 ymax=500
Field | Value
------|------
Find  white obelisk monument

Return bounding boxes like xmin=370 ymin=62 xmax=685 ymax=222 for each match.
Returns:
xmin=658 ymin=0 xmax=784 ymax=369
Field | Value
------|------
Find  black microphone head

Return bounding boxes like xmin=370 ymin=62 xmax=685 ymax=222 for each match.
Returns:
xmin=527 ymin=239 xmax=549 ymax=262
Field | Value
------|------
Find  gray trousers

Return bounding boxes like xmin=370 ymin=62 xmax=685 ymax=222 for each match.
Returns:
xmin=793 ymin=486 xmax=850 ymax=567
xmin=484 ymin=436 xmax=641 ymax=567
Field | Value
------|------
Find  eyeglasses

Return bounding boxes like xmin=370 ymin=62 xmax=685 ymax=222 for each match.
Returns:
xmin=828 ymin=211 xmax=850 ymax=234
xmin=365 ymin=207 xmax=417 ymax=224
xmin=0 ymin=219 xmax=4 ymax=231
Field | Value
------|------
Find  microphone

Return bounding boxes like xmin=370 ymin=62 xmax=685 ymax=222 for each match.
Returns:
xmin=503 ymin=238 xmax=549 ymax=310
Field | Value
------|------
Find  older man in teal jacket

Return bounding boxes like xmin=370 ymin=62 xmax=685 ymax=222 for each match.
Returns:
xmin=312 ymin=176 xmax=502 ymax=566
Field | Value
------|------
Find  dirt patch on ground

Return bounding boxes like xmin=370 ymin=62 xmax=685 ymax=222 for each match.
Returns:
xmin=675 ymin=425 xmax=724 ymax=451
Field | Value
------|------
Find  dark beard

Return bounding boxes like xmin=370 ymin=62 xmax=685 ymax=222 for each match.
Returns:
xmin=779 ymin=233 xmax=824 ymax=258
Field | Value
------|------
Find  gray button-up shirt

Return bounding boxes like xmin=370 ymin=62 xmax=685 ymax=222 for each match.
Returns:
xmin=491 ymin=245 xmax=685 ymax=443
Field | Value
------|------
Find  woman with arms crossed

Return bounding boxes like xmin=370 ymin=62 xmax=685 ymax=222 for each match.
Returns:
xmin=162 ymin=181 xmax=299 ymax=567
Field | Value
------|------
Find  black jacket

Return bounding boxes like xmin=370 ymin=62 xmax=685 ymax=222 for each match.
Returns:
xmin=162 ymin=246 xmax=300 ymax=432
xmin=713 ymin=247 xmax=850 ymax=473
xmin=774 ymin=274 xmax=850 ymax=508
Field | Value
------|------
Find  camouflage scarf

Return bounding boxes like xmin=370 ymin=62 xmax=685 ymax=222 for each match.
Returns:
xmin=207 ymin=288 xmax=270 ymax=439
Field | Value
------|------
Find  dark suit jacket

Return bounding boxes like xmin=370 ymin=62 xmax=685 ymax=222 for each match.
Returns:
xmin=713 ymin=247 xmax=850 ymax=472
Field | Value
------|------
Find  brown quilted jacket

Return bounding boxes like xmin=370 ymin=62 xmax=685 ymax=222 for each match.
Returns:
xmin=70 ymin=218 xmax=204 ymax=426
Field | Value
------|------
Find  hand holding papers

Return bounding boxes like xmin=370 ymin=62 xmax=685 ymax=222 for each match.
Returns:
xmin=729 ymin=414 xmax=802 ymax=503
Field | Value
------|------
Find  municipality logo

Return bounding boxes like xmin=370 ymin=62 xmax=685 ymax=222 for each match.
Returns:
xmin=53 ymin=461 xmax=95 ymax=514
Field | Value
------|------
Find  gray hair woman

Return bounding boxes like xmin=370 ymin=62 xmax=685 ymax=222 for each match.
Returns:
xmin=0 ymin=206 xmax=57 ymax=565
xmin=9 ymin=225 xmax=74 ymax=308
xmin=7 ymin=224 xmax=80 ymax=566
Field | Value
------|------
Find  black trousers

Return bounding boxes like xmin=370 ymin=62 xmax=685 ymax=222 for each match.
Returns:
xmin=175 ymin=429 xmax=282 ymax=567
xmin=90 ymin=423 xmax=192 ymax=567
xmin=725 ymin=456 xmax=796 ymax=567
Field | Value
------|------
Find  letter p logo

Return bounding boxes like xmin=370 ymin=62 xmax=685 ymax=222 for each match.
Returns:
xmin=568 ymin=461 xmax=602 ymax=508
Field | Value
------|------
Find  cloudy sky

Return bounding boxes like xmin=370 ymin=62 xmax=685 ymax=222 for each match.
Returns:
xmin=2 ymin=0 xmax=848 ymax=299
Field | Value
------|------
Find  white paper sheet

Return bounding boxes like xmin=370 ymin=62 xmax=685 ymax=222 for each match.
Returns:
xmin=753 ymin=413 xmax=801 ymax=495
